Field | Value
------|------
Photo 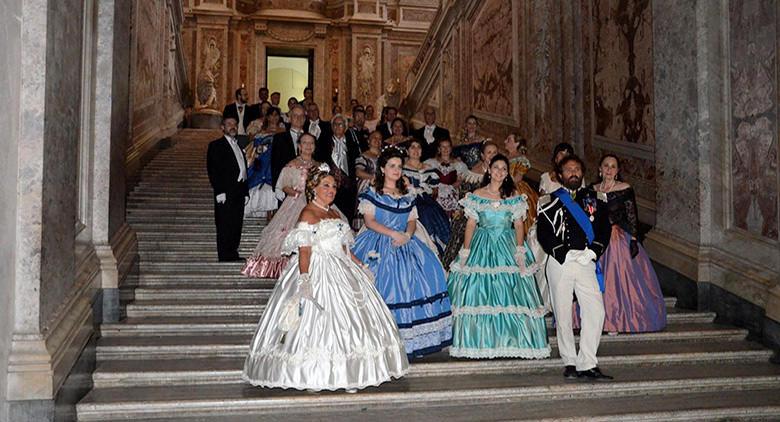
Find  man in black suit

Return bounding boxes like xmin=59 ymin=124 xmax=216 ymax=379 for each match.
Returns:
xmin=378 ymin=106 xmax=398 ymax=140
xmin=222 ymin=87 xmax=252 ymax=135
xmin=271 ymin=104 xmax=306 ymax=187
xmin=207 ymin=117 xmax=249 ymax=262
xmin=304 ymin=102 xmax=332 ymax=142
xmin=314 ymin=114 xmax=361 ymax=223
xmin=412 ymin=106 xmax=451 ymax=161
xmin=347 ymin=107 xmax=370 ymax=152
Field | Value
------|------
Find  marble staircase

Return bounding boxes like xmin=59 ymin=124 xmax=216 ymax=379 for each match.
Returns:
xmin=75 ymin=129 xmax=780 ymax=421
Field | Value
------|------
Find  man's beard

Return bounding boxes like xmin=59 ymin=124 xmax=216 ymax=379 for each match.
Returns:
xmin=563 ymin=176 xmax=581 ymax=190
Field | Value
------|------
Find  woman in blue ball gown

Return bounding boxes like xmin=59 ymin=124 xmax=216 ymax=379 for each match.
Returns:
xmin=402 ymin=138 xmax=451 ymax=256
xmin=447 ymin=154 xmax=550 ymax=359
xmin=352 ymin=147 xmax=453 ymax=358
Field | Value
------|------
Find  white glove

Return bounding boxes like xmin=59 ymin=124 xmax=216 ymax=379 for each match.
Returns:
xmin=576 ymin=248 xmax=597 ymax=265
xmin=458 ymin=248 xmax=471 ymax=262
xmin=216 ymin=193 xmax=227 ymax=204
xmin=514 ymin=245 xmax=527 ymax=269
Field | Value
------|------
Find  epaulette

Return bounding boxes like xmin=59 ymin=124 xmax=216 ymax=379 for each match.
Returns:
xmin=537 ymin=195 xmax=559 ymax=213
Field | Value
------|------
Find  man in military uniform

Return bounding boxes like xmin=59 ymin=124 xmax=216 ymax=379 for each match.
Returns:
xmin=537 ymin=155 xmax=612 ymax=381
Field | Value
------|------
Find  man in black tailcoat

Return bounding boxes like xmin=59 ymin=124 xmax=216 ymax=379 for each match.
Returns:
xmin=206 ymin=117 xmax=249 ymax=262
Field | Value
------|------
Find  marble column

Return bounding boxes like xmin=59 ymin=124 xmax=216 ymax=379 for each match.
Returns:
xmin=4 ymin=1 xmax=55 ymax=419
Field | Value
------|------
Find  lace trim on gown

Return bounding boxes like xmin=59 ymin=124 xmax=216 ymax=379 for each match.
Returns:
xmin=460 ymin=194 xmax=529 ymax=221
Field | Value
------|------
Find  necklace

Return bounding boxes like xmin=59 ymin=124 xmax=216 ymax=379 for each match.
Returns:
xmin=600 ymin=179 xmax=616 ymax=192
xmin=298 ymin=156 xmax=313 ymax=166
xmin=311 ymin=199 xmax=330 ymax=212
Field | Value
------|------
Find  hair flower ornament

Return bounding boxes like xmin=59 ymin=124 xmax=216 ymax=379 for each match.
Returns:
xmin=317 ymin=162 xmax=331 ymax=173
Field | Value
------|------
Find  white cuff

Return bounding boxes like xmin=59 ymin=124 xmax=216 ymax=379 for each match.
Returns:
xmin=216 ymin=193 xmax=227 ymax=203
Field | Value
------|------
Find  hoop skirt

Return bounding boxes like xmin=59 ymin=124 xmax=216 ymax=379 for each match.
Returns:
xmin=447 ymin=194 xmax=550 ymax=359
xmin=352 ymin=188 xmax=453 ymax=358
xmin=242 ymin=219 xmax=409 ymax=391
xmin=403 ymin=166 xmax=451 ymax=255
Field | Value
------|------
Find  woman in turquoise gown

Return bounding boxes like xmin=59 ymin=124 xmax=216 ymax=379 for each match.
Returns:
xmin=352 ymin=147 xmax=453 ymax=358
xmin=447 ymin=154 xmax=550 ymax=359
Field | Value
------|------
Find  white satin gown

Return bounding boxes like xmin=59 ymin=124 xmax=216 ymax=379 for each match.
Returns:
xmin=242 ymin=218 xmax=409 ymax=391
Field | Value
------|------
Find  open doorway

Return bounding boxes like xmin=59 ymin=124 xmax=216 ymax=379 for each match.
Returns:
xmin=266 ymin=47 xmax=313 ymax=106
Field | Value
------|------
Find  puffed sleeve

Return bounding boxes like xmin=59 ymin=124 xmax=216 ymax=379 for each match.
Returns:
xmin=510 ymin=197 xmax=529 ymax=221
xmin=408 ymin=206 xmax=419 ymax=221
xmin=357 ymin=198 xmax=376 ymax=216
xmin=281 ymin=222 xmax=315 ymax=255
xmin=459 ymin=194 xmax=480 ymax=220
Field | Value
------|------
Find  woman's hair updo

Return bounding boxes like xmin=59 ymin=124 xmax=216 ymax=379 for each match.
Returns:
xmin=305 ymin=163 xmax=334 ymax=202
xmin=373 ymin=146 xmax=408 ymax=195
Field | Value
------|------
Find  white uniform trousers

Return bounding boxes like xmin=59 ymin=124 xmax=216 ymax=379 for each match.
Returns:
xmin=546 ymin=255 xmax=605 ymax=371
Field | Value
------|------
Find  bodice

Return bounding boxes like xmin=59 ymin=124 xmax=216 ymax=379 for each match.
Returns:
xmin=358 ymin=189 xmax=416 ymax=231
xmin=461 ymin=194 xmax=528 ymax=231
xmin=281 ymin=219 xmax=354 ymax=256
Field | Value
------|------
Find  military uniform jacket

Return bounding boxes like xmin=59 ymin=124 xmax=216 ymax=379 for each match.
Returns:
xmin=536 ymin=187 xmax=611 ymax=265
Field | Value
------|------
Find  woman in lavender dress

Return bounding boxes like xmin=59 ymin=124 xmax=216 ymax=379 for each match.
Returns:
xmin=576 ymin=154 xmax=666 ymax=333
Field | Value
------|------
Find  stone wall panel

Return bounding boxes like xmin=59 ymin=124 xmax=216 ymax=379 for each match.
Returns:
xmin=728 ymin=0 xmax=779 ymax=240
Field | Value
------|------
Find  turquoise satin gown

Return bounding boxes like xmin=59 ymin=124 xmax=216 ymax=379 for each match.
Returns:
xmin=447 ymin=193 xmax=550 ymax=359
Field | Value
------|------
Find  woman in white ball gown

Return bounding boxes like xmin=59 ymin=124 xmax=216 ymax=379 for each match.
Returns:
xmin=242 ymin=164 xmax=409 ymax=392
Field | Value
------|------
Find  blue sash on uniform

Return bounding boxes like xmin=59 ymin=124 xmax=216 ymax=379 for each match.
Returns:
xmin=552 ymin=188 xmax=605 ymax=292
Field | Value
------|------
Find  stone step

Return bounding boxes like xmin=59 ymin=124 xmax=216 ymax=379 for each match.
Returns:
xmin=128 ymin=191 xmax=215 ymax=199
xmin=131 ymin=223 xmax=266 ymax=233
xmin=137 ymin=240 xmax=258 ymax=252
xmin=125 ymin=299 xmax=269 ymax=318
xmin=76 ymin=361 xmax=780 ymax=421
xmin=125 ymin=273 xmax=269 ymax=285
xmin=121 ymin=297 xmax=709 ymax=321
xmin=135 ymin=232 xmax=262 ymax=242
xmin=90 ymin=340 xmax=774 ymax=388
xmin=138 ymin=262 xmax=257 ymax=273
xmin=101 ymin=306 xmax=709 ymax=338
xmin=131 ymin=286 xmax=274 ymax=301
xmin=127 ymin=202 xmax=234 ymax=210
xmin=127 ymin=208 xmax=265 ymax=218
xmin=137 ymin=249 xmax=257 ymax=261
xmin=95 ymin=323 xmax=748 ymax=360
xmin=135 ymin=185 xmax=214 ymax=197
xmin=127 ymin=218 xmax=266 ymax=227
xmin=113 ymin=389 xmax=780 ymax=422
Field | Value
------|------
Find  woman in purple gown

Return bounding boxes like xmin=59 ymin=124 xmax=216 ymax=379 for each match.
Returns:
xmin=577 ymin=154 xmax=666 ymax=333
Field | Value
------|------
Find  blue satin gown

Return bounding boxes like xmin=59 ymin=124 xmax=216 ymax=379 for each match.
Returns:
xmin=352 ymin=188 xmax=453 ymax=358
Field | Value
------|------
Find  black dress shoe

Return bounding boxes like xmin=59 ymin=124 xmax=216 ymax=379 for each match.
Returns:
xmin=563 ymin=365 xmax=578 ymax=380
xmin=577 ymin=367 xmax=613 ymax=381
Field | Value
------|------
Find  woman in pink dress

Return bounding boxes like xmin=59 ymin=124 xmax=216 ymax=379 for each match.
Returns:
xmin=242 ymin=134 xmax=319 ymax=278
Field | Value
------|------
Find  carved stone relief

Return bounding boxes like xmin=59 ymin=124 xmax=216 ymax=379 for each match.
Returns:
xmin=440 ymin=34 xmax=456 ymax=129
xmin=729 ymin=0 xmax=778 ymax=240
xmin=196 ymin=30 xmax=223 ymax=110
xmin=471 ymin=0 xmax=513 ymax=119
xmin=357 ymin=43 xmax=376 ymax=106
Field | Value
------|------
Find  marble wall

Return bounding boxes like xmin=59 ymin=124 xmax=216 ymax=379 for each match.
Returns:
xmin=181 ymin=0 xmax=438 ymax=119
xmin=40 ymin=0 xmax=84 ymax=330
xmin=728 ymin=0 xmax=779 ymax=241
xmin=406 ymin=0 xmax=659 ymax=208
xmin=109 ymin=0 xmax=133 ymax=238
xmin=127 ymin=0 xmax=187 ymax=181
xmin=584 ymin=0 xmax=656 ymax=202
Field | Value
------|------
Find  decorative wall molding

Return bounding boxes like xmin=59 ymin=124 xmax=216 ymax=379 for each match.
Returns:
xmin=6 ymin=246 xmax=98 ymax=400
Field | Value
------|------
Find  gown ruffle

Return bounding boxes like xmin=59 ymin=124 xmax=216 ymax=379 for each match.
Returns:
xmin=242 ymin=165 xmax=309 ymax=278
xmin=243 ymin=219 xmax=409 ymax=391
xmin=403 ymin=166 xmax=451 ymax=256
xmin=447 ymin=194 xmax=550 ymax=359
xmin=352 ymin=188 xmax=453 ymax=358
